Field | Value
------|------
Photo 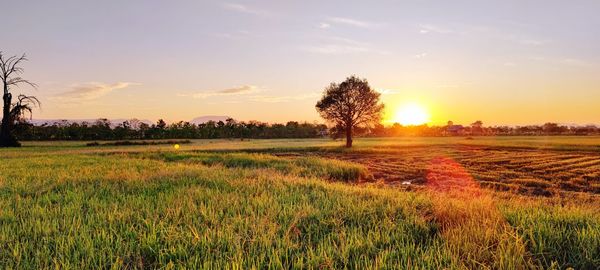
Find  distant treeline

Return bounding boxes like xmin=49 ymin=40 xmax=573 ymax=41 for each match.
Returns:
xmin=12 ymin=118 xmax=600 ymax=141
xmin=14 ymin=119 xmax=328 ymax=140
xmin=367 ymin=122 xmax=600 ymax=137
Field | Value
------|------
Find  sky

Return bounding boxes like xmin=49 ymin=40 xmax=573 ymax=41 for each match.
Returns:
xmin=3 ymin=0 xmax=600 ymax=126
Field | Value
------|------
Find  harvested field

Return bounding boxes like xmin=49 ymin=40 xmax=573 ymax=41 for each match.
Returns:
xmin=274 ymin=145 xmax=600 ymax=196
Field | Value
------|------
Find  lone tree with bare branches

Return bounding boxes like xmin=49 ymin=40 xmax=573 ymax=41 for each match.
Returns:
xmin=0 ymin=52 xmax=39 ymax=147
xmin=316 ymin=75 xmax=384 ymax=147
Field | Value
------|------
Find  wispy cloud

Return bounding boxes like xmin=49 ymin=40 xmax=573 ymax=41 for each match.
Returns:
xmin=54 ymin=82 xmax=139 ymax=101
xmin=418 ymin=23 xmax=547 ymax=47
xmin=215 ymin=30 xmax=252 ymax=40
xmin=249 ymin=93 xmax=320 ymax=103
xmin=527 ymin=56 xmax=593 ymax=67
xmin=326 ymin=17 xmax=384 ymax=29
xmin=561 ymin=58 xmax=591 ymax=67
xmin=303 ymin=44 xmax=370 ymax=54
xmin=518 ymin=38 xmax=546 ymax=46
xmin=413 ymin=53 xmax=428 ymax=59
xmin=318 ymin=22 xmax=331 ymax=29
xmin=302 ymin=37 xmax=389 ymax=55
xmin=218 ymin=85 xmax=256 ymax=94
xmin=529 ymin=56 xmax=546 ymax=61
xmin=179 ymin=85 xmax=262 ymax=99
xmin=222 ymin=3 xmax=268 ymax=16
xmin=418 ymin=24 xmax=457 ymax=34
xmin=498 ymin=33 xmax=548 ymax=46
xmin=184 ymin=87 xmax=318 ymax=103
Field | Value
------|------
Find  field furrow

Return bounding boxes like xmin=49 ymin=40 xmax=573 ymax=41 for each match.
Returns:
xmin=303 ymin=146 xmax=600 ymax=196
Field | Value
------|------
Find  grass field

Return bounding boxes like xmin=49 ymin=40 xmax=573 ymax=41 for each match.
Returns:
xmin=1 ymin=137 xmax=599 ymax=269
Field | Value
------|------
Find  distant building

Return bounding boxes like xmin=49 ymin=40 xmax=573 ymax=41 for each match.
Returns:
xmin=445 ymin=120 xmax=465 ymax=136
xmin=447 ymin=125 xmax=465 ymax=135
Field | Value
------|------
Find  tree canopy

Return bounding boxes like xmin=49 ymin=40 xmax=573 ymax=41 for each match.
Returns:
xmin=316 ymin=75 xmax=384 ymax=147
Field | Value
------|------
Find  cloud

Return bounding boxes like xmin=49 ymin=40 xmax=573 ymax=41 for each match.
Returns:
xmin=527 ymin=56 xmax=593 ymax=67
xmin=528 ymin=56 xmax=546 ymax=61
xmin=413 ymin=53 xmax=428 ymax=59
xmin=418 ymin=24 xmax=456 ymax=34
xmin=217 ymin=85 xmax=256 ymax=94
xmin=561 ymin=58 xmax=591 ymax=67
xmin=183 ymin=87 xmax=319 ymax=103
xmin=216 ymin=31 xmax=249 ymax=39
xmin=303 ymin=44 xmax=370 ymax=54
xmin=318 ymin=22 xmax=331 ymax=29
xmin=419 ymin=23 xmax=549 ymax=48
xmin=249 ymin=93 xmax=320 ymax=103
xmin=302 ymin=37 xmax=389 ymax=55
xmin=500 ymin=34 xmax=548 ymax=46
xmin=327 ymin=17 xmax=383 ymax=28
xmin=215 ymin=33 xmax=239 ymax=39
xmin=180 ymin=85 xmax=261 ymax=99
xmin=222 ymin=3 xmax=267 ymax=16
xmin=54 ymin=82 xmax=139 ymax=101
xmin=519 ymin=39 xmax=546 ymax=46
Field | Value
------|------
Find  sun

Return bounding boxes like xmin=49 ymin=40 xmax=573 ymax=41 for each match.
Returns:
xmin=393 ymin=103 xmax=430 ymax=125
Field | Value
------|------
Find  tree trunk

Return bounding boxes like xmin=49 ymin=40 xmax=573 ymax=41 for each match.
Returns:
xmin=0 ymin=91 xmax=19 ymax=147
xmin=345 ymin=124 xmax=353 ymax=148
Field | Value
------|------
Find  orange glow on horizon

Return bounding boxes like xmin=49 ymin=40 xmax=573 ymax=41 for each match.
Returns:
xmin=389 ymin=103 xmax=431 ymax=126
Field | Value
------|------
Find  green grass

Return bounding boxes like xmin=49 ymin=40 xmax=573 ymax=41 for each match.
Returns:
xmin=501 ymin=199 xmax=600 ymax=269
xmin=0 ymin=137 xmax=599 ymax=269
xmin=0 ymin=154 xmax=448 ymax=269
xmin=145 ymin=151 xmax=370 ymax=182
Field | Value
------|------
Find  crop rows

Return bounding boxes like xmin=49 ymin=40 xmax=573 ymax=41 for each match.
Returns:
xmin=291 ymin=146 xmax=600 ymax=196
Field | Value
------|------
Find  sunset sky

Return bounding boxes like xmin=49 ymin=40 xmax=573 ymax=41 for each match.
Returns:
xmin=4 ymin=0 xmax=599 ymax=125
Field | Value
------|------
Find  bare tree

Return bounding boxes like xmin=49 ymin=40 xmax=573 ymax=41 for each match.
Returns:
xmin=0 ymin=52 xmax=38 ymax=147
xmin=316 ymin=75 xmax=384 ymax=147
xmin=11 ymin=94 xmax=40 ymax=123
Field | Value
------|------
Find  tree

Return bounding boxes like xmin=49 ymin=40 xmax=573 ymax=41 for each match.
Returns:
xmin=470 ymin=120 xmax=483 ymax=135
xmin=10 ymin=94 xmax=40 ymax=124
xmin=316 ymin=75 xmax=384 ymax=147
xmin=543 ymin=122 xmax=560 ymax=134
xmin=0 ymin=52 xmax=38 ymax=147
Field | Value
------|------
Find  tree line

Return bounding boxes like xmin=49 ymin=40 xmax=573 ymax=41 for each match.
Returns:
xmin=13 ymin=119 xmax=328 ymax=141
xmin=367 ymin=122 xmax=600 ymax=137
xmin=12 ymin=118 xmax=599 ymax=141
